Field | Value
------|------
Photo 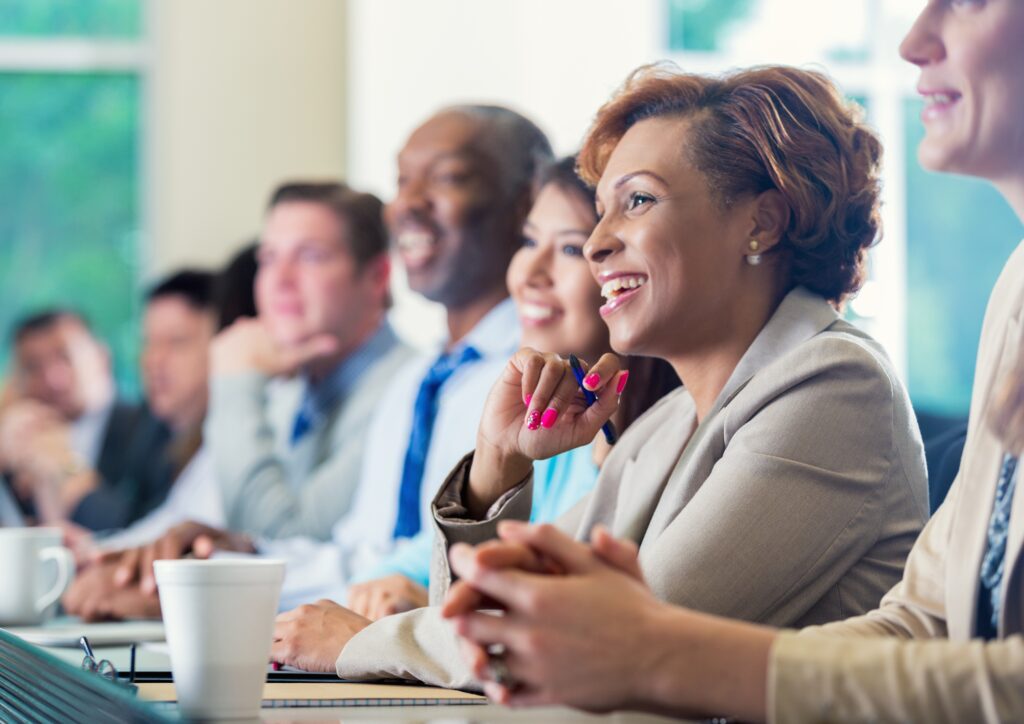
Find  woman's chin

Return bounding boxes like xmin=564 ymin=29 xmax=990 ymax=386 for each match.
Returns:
xmin=608 ymin=332 xmax=645 ymax=359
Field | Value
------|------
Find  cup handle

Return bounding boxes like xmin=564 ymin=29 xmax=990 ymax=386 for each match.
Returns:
xmin=36 ymin=546 xmax=75 ymax=614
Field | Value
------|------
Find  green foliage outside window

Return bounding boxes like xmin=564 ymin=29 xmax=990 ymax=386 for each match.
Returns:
xmin=0 ymin=72 xmax=141 ymax=393
xmin=666 ymin=0 xmax=753 ymax=52
xmin=0 ymin=0 xmax=140 ymax=37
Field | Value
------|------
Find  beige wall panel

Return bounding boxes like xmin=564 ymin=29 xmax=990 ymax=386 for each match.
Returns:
xmin=147 ymin=0 xmax=347 ymax=276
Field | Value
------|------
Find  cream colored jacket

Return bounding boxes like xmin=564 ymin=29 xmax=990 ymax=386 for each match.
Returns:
xmin=770 ymin=242 xmax=1024 ymax=723
xmin=336 ymin=287 xmax=929 ymax=689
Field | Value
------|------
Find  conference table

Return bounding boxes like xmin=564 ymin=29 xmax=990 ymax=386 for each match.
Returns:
xmin=3 ymin=619 xmax=691 ymax=723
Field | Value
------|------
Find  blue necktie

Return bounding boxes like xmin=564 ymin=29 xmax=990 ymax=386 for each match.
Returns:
xmin=393 ymin=345 xmax=481 ymax=539
xmin=290 ymin=393 xmax=316 ymax=445
xmin=978 ymin=453 xmax=1018 ymax=638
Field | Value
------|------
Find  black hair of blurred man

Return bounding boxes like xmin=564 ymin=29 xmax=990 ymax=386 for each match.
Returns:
xmin=142 ymin=270 xmax=217 ymax=436
xmin=213 ymin=243 xmax=259 ymax=331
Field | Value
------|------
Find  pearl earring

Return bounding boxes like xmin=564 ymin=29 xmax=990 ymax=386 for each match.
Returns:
xmin=746 ymin=239 xmax=762 ymax=266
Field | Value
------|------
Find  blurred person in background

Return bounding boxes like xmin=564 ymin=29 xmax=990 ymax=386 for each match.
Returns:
xmin=100 ymin=251 xmax=258 ymax=549
xmin=89 ymin=269 xmax=222 ymax=551
xmin=199 ymin=182 xmax=414 ymax=541
xmin=66 ymin=181 xmax=414 ymax=622
xmin=89 ymin=105 xmax=551 ymax=617
xmin=64 ymin=254 xmax=261 ymax=619
xmin=0 ymin=310 xmax=164 ymax=530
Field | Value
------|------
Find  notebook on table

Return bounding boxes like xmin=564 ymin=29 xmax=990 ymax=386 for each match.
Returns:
xmin=138 ymin=681 xmax=487 ymax=709
xmin=4 ymin=619 xmax=166 ymax=648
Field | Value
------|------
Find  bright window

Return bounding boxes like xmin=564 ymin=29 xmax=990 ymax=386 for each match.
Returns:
xmin=0 ymin=0 xmax=144 ymax=392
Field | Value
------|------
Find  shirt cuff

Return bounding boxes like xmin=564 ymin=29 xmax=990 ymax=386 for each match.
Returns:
xmin=432 ymin=451 xmax=534 ymax=546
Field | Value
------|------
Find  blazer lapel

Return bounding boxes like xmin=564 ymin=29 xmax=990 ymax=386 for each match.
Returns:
xmin=997 ymin=317 xmax=1024 ymax=634
xmin=614 ymin=395 xmax=697 ymax=544
xmin=634 ymin=289 xmax=839 ymax=547
xmin=713 ymin=287 xmax=840 ymax=413
xmin=947 ymin=315 xmax=1021 ymax=639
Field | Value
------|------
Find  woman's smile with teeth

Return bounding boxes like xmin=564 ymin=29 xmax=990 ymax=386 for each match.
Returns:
xmin=601 ymin=275 xmax=648 ymax=300
xmin=924 ymin=92 xmax=959 ymax=107
xmin=520 ymin=302 xmax=557 ymax=321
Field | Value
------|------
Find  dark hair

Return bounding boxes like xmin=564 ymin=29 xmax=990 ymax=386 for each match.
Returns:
xmin=579 ymin=63 xmax=883 ymax=304
xmin=10 ymin=308 xmax=90 ymax=345
xmin=619 ymin=356 xmax=682 ymax=432
xmin=447 ymin=105 xmax=554 ymax=203
xmin=267 ymin=181 xmax=387 ymax=268
xmin=147 ymin=269 xmax=216 ymax=311
xmin=537 ymin=155 xmax=596 ymax=212
xmin=213 ymin=242 xmax=258 ymax=331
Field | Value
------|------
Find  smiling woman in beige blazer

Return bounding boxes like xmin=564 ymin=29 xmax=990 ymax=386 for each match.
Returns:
xmin=269 ymin=65 xmax=929 ymax=682
xmin=430 ymin=1 xmax=1024 ymax=722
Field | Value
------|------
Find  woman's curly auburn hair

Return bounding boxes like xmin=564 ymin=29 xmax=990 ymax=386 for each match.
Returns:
xmin=578 ymin=63 xmax=883 ymax=304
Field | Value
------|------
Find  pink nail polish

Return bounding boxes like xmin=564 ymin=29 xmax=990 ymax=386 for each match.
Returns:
xmin=616 ymin=370 xmax=630 ymax=394
xmin=540 ymin=407 xmax=558 ymax=428
xmin=526 ymin=410 xmax=541 ymax=430
xmin=524 ymin=393 xmax=532 ymax=407
xmin=584 ymin=372 xmax=601 ymax=389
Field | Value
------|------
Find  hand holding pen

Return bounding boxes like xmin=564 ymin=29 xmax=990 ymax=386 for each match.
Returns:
xmin=468 ymin=350 xmax=626 ymax=516
xmin=568 ymin=354 xmax=619 ymax=445
xmin=468 ymin=348 xmax=630 ymax=516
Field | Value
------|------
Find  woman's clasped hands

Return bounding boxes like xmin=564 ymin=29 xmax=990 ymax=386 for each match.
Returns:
xmin=442 ymin=520 xmax=669 ymax=712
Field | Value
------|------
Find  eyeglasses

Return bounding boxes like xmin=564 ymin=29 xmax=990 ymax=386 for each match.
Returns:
xmin=79 ymin=636 xmax=137 ymax=693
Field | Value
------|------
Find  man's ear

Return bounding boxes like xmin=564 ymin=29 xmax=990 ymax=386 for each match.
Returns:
xmin=366 ymin=253 xmax=392 ymax=302
xmin=748 ymin=189 xmax=790 ymax=252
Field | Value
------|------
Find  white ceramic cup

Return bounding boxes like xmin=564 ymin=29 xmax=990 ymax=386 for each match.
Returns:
xmin=154 ymin=558 xmax=285 ymax=720
xmin=0 ymin=527 xmax=75 ymax=626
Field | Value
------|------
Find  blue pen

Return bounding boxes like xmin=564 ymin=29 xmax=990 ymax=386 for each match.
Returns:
xmin=568 ymin=354 xmax=618 ymax=445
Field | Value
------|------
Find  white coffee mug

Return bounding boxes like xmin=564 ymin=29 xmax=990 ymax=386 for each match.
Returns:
xmin=0 ymin=527 xmax=75 ymax=626
xmin=155 ymin=558 xmax=285 ymax=720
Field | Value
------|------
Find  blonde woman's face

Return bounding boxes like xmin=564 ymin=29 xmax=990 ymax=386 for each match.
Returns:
xmin=900 ymin=0 xmax=1024 ymax=179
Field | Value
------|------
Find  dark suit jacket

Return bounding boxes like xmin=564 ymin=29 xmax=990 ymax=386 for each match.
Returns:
xmin=70 ymin=401 xmax=175 ymax=531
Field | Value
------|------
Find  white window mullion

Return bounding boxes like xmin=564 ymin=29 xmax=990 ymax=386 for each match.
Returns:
xmin=0 ymin=39 xmax=146 ymax=72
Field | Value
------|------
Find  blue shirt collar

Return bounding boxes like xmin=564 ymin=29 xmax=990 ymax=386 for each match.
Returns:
xmin=301 ymin=321 xmax=400 ymax=419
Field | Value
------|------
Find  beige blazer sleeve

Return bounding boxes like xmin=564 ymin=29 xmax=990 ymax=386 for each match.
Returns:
xmin=766 ymin=242 xmax=1024 ymax=722
xmin=770 ymin=631 xmax=1024 ymax=723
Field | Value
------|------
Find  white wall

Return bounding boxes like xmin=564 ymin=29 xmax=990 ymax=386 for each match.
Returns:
xmin=346 ymin=0 xmax=662 ymax=194
xmin=345 ymin=0 xmax=663 ymax=347
xmin=146 ymin=0 xmax=348 ymax=276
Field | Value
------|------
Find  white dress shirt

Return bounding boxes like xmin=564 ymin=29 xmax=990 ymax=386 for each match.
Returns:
xmin=262 ymin=298 xmax=520 ymax=609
